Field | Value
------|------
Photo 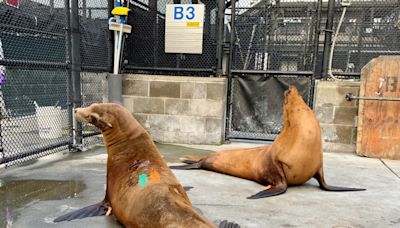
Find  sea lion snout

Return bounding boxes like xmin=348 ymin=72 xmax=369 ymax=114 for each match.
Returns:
xmin=74 ymin=105 xmax=112 ymax=129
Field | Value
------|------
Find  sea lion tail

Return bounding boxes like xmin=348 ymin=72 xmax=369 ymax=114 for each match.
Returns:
xmin=218 ymin=220 xmax=241 ymax=228
xmin=169 ymin=160 xmax=202 ymax=170
xmin=54 ymin=201 xmax=110 ymax=223
xmin=314 ymin=168 xmax=366 ymax=192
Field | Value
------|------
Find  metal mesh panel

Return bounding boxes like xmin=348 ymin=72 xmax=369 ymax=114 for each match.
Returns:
xmin=78 ymin=0 xmax=111 ymax=71
xmin=0 ymin=0 xmax=70 ymax=167
xmin=230 ymin=0 xmax=319 ymax=72
xmin=80 ymin=72 xmax=108 ymax=147
xmin=124 ymin=0 xmax=218 ymax=73
xmin=0 ymin=68 xmax=69 ymax=167
xmin=327 ymin=0 xmax=400 ymax=74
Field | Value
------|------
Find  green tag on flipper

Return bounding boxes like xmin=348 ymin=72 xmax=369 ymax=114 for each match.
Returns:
xmin=139 ymin=173 xmax=148 ymax=189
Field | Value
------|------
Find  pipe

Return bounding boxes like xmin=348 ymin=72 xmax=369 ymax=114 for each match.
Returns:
xmin=64 ymin=0 xmax=74 ymax=151
xmin=216 ymin=0 xmax=225 ymax=76
xmin=328 ymin=5 xmax=348 ymax=80
xmin=71 ymin=0 xmax=83 ymax=146
xmin=225 ymin=0 xmax=236 ymax=141
xmin=321 ymin=0 xmax=335 ymax=78
xmin=346 ymin=93 xmax=400 ymax=102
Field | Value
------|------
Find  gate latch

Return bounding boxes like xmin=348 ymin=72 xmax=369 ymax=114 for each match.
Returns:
xmin=345 ymin=93 xmax=400 ymax=102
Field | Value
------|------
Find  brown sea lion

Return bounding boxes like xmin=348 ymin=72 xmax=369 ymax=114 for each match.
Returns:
xmin=172 ymin=86 xmax=365 ymax=199
xmin=54 ymin=103 xmax=239 ymax=228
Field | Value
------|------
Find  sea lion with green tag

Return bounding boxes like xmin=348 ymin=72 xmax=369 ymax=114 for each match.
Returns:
xmin=54 ymin=103 xmax=239 ymax=228
xmin=172 ymin=86 xmax=365 ymax=199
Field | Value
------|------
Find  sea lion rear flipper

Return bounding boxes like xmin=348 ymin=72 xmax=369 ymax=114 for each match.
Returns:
xmin=54 ymin=201 xmax=111 ymax=223
xmin=314 ymin=168 xmax=366 ymax=192
xmin=218 ymin=220 xmax=241 ymax=228
xmin=169 ymin=161 xmax=202 ymax=170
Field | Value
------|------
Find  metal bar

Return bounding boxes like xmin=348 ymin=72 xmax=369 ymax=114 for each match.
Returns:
xmin=321 ymin=0 xmax=335 ymax=78
xmin=123 ymin=66 xmax=214 ymax=73
xmin=225 ymin=0 xmax=236 ymax=141
xmin=312 ymin=0 xmax=322 ymax=78
xmin=65 ymin=0 xmax=74 ymax=151
xmin=82 ymin=66 xmax=112 ymax=72
xmin=0 ymin=23 xmax=65 ymax=37
xmin=231 ymin=70 xmax=314 ymax=76
xmin=0 ymin=141 xmax=70 ymax=165
xmin=216 ymin=0 xmax=225 ymax=76
xmin=346 ymin=93 xmax=400 ymax=102
xmin=0 ymin=59 xmax=67 ymax=68
xmin=82 ymin=132 xmax=101 ymax=138
xmin=71 ymin=0 xmax=83 ymax=146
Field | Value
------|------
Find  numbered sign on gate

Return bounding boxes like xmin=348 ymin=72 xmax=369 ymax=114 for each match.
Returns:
xmin=165 ymin=4 xmax=205 ymax=54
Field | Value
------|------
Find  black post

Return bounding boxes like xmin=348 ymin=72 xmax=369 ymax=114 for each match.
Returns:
xmin=64 ymin=0 xmax=74 ymax=151
xmin=70 ymin=0 xmax=83 ymax=146
xmin=216 ymin=0 xmax=225 ymax=76
xmin=321 ymin=0 xmax=335 ymax=78
xmin=312 ymin=0 xmax=323 ymax=78
xmin=225 ymin=0 xmax=236 ymax=141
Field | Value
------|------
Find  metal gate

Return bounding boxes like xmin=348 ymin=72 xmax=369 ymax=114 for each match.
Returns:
xmin=225 ymin=0 xmax=319 ymax=141
xmin=0 ymin=0 xmax=111 ymax=167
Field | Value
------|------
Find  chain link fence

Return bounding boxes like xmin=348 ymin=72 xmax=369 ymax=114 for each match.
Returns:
xmin=230 ymin=0 xmax=319 ymax=72
xmin=123 ymin=0 xmax=218 ymax=75
xmin=0 ymin=0 xmax=111 ymax=167
xmin=327 ymin=0 xmax=400 ymax=75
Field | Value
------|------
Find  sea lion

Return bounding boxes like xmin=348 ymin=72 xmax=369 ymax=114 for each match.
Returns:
xmin=54 ymin=103 xmax=238 ymax=228
xmin=172 ymin=86 xmax=365 ymax=199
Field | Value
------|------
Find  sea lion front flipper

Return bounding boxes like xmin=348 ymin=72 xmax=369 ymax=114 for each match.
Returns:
xmin=314 ymin=168 xmax=366 ymax=192
xmin=54 ymin=201 xmax=111 ymax=222
xmin=246 ymin=183 xmax=287 ymax=199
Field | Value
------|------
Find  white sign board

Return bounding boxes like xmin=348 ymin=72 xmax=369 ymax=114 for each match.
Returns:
xmin=165 ymin=4 xmax=205 ymax=54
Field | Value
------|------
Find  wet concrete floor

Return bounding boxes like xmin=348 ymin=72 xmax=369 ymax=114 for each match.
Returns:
xmin=0 ymin=142 xmax=399 ymax=227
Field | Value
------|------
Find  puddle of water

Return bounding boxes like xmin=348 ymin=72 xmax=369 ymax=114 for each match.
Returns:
xmin=156 ymin=143 xmax=213 ymax=163
xmin=0 ymin=179 xmax=86 ymax=227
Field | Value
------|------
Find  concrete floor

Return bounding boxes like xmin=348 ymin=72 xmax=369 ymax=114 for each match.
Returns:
xmin=0 ymin=142 xmax=399 ymax=228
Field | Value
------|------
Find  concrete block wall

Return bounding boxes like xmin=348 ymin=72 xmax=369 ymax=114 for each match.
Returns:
xmin=122 ymin=74 xmax=226 ymax=145
xmin=314 ymin=80 xmax=360 ymax=153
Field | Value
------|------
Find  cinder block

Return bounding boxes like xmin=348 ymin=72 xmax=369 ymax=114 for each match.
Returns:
xmin=150 ymin=81 xmax=180 ymax=98
xmin=207 ymin=83 xmax=225 ymax=101
xmin=193 ymin=83 xmax=207 ymax=99
xmin=133 ymin=97 xmax=164 ymax=114
xmin=188 ymin=132 xmax=207 ymax=144
xmin=163 ymin=131 xmax=189 ymax=144
xmin=179 ymin=116 xmax=206 ymax=133
xmin=148 ymin=129 xmax=164 ymax=142
xmin=314 ymin=105 xmax=334 ymax=124
xmin=333 ymin=106 xmax=358 ymax=125
xmin=205 ymin=118 xmax=223 ymax=133
xmin=190 ymin=100 xmax=223 ymax=117
xmin=321 ymin=124 xmax=355 ymax=144
xmin=122 ymin=79 xmax=149 ymax=96
xmin=204 ymin=133 xmax=224 ymax=145
xmin=315 ymin=85 xmax=359 ymax=107
xmin=148 ymin=115 xmax=180 ymax=132
xmin=323 ymin=142 xmax=356 ymax=153
xmin=133 ymin=113 xmax=149 ymax=129
xmin=122 ymin=96 xmax=134 ymax=112
xmin=181 ymin=82 xmax=195 ymax=99
xmin=165 ymin=99 xmax=190 ymax=115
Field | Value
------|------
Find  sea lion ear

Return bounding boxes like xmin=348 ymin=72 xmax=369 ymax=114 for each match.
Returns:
xmin=89 ymin=113 xmax=112 ymax=129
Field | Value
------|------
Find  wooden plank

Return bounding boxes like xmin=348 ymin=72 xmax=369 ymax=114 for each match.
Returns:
xmin=357 ymin=56 xmax=400 ymax=159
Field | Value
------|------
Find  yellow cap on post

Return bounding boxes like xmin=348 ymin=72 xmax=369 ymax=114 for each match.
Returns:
xmin=111 ymin=7 xmax=130 ymax=16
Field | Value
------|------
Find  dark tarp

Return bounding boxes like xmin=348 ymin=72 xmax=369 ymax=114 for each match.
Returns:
xmin=229 ymin=75 xmax=312 ymax=140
